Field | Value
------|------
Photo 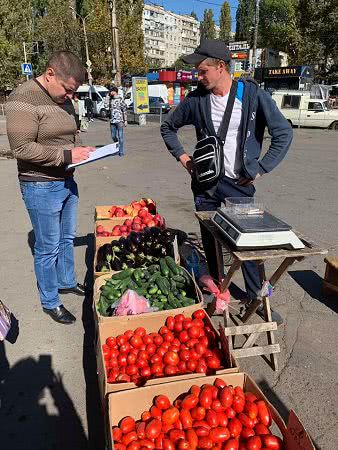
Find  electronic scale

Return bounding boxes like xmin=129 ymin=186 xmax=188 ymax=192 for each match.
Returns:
xmin=212 ymin=200 xmax=305 ymax=250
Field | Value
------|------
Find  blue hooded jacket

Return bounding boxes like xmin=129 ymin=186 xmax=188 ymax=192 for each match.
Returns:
xmin=160 ymin=78 xmax=293 ymax=182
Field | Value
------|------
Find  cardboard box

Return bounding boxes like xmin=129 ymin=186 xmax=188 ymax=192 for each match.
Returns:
xmin=95 ymin=205 xmax=132 ymax=221
xmin=97 ymin=310 xmax=239 ymax=404
xmin=95 ymin=219 xmax=126 ymax=247
xmin=93 ymin=266 xmax=202 ymax=326
xmin=107 ymin=372 xmax=315 ymax=450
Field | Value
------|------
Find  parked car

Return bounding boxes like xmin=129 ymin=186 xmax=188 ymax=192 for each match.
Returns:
xmin=272 ymin=90 xmax=338 ymax=130
xmin=149 ymin=96 xmax=171 ymax=114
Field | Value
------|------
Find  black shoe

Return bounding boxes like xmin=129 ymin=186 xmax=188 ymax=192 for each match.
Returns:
xmin=59 ymin=283 xmax=86 ymax=296
xmin=43 ymin=305 xmax=76 ymax=324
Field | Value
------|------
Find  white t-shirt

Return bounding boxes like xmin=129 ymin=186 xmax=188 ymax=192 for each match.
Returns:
xmin=210 ymin=92 xmax=242 ymax=179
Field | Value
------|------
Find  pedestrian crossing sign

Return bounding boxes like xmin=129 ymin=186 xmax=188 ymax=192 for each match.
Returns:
xmin=21 ymin=63 xmax=33 ymax=76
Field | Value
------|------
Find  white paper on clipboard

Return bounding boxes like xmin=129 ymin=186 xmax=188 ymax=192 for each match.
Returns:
xmin=67 ymin=143 xmax=119 ymax=169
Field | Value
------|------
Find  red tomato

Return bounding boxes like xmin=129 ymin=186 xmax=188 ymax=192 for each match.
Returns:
xmin=174 ymin=321 xmax=183 ymax=333
xmin=159 ymin=326 xmax=169 ymax=336
xmin=245 ymin=392 xmax=258 ymax=403
xmin=150 ymin=406 xmax=162 ymax=419
xmin=194 ymin=342 xmax=207 ymax=355
xmin=118 ymin=355 xmax=127 ymax=367
xmin=206 ymin=356 xmax=221 ymax=370
xmin=195 ymin=427 xmax=210 ymax=437
xmin=216 ymin=412 xmax=228 ymax=427
xmin=254 ymin=423 xmax=270 ymax=435
xmin=188 ymin=326 xmax=200 ymax=339
xmin=163 ymin=439 xmax=175 ymax=450
xmin=151 ymin=363 xmax=163 ymax=375
xmin=193 ymin=309 xmax=206 ymax=320
xmin=192 ymin=318 xmax=204 ymax=328
xmin=241 ymin=427 xmax=256 ymax=439
xmin=190 ymin=385 xmax=201 ymax=397
xmin=163 ymin=351 xmax=179 ymax=366
xmin=225 ymin=407 xmax=236 ymax=419
xmin=232 ymin=395 xmax=245 ymax=414
xmin=142 ymin=334 xmax=153 ymax=345
xmin=140 ymin=366 xmax=151 ymax=378
xmin=206 ymin=409 xmax=219 ymax=428
xmin=182 ymin=394 xmax=199 ymax=410
xmin=162 ymin=407 xmax=179 ymax=425
xmin=190 ymin=350 xmax=201 ymax=361
xmin=166 ymin=316 xmax=175 ymax=331
xmin=179 ymin=331 xmax=189 ymax=343
xmin=177 ymin=439 xmax=190 ymax=450
xmin=186 ymin=339 xmax=199 ymax=349
xmin=153 ymin=335 xmax=164 ymax=346
xmin=117 ymin=335 xmax=127 ymax=346
xmin=198 ymin=436 xmax=213 ymax=448
xmin=168 ymin=429 xmax=185 ymax=443
xmin=120 ymin=416 xmax=136 ymax=434
xmin=155 ymin=395 xmax=170 ymax=410
xmin=150 ymin=354 xmax=162 ymax=365
xmin=209 ymin=427 xmax=230 ymax=442
xmin=135 ymin=327 xmax=146 ymax=337
xmin=174 ymin=314 xmax=185 ymax=322
xmin=124 ymin=330 xmax=134 ymax=340
xmin=154 ymin=433 xmax=164 ymax=450
xmin=213 ymin=378 xmax=226 ymax=389
xmin=228 ymin=417 xmax=242 ymax=438
xmin=130 ymin=335 xmax=143 ymax=349
xmin=177 ymin=361 xmax=187 ymax=372
xmin=191 ymin=406 xmax=206 ymax=420
xmin=164 ymin=333 xmax=174 ymax=343
xmin=219 ymin=387 xmax=233 ymax=408
xmin=164 ymin=364 xmax=178 ymax=376
xmin=211 ymin=400 xmax=224 ymax=413
xmin=186 ymin=429 xmax=198 ymax=449
xmin=179 ymin=409 xmax=193 ymax=429
xmin=156 ymin=347 xmax=167 ymax=358
xmin=238 ymin=413 xmax=254 ymax=429
xmin=246 ymin=436 xmax=262 ymax=450
xmin=136 ymin=358 xmax=148 ymax=369
xmin=178 ymin=349 xmax=190 ymax=362
xmin=186 ymin=360 xmax=197 ymax=372
xmin=256 ymin=401 xmax=272 ymax=427
xmin=244 ymin=401 xmax=258 ymax=419
xmin=169 ymin=345 xmax=180 ymax=353
xmin=138 ymin=439 xmax=155 ymax=449
xmin=261 ymin=435 xmax=283 ymax=449
xmin=112 ymin=426 xmax=122 ymax=442
xmin=182 ymin=318 xmax=193 ymax=329
xmin=174 ymin=399 xmax=182 ymax=408
xmin=126 ymin=365 xmax=138 ymax=376
xmin=145 ymin=419 xmax=161 ymax=440
xmin=136 ymin=421 xmax=146 ymax=438
xmin=127 ymin=441 xmax=140 ymax=450
xmin=106 ymin=336 xmax=117 ymax=348
xmin=114 ymin=444 xmax=127 ymax=450
xmin=126 ymin=353 xmax=136 ymax=365
xmin=141 ymin=411 xmax=152 ymax=422
xmin=122 ymin=431 xmax=137 ymax=446
xmin=223 ymin=439 xmax=239 ymax=450
xmin=199 ymin=387 xmax=214 ymax=409
xmin=110 ymin=348 xmax=119 ymax=358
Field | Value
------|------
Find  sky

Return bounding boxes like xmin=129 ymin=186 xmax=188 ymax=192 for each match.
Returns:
xmin=145 ymin=0 xmax=239 ymax=30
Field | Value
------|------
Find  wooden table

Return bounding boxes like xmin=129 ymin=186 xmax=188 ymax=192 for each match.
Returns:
xmin=195 ymin=211 xmax=328 ymax=371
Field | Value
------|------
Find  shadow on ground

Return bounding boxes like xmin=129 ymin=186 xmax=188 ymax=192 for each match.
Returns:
xmin=289 ymin=269 xmax=338 ymax=314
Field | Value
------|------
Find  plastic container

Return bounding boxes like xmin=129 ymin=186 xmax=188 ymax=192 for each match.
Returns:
xmin=225 ymin=197 xmax=264 ymax=215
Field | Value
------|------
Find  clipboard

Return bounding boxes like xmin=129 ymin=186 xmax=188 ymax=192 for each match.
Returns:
xmin=67 ymin=143 xmax=119 ymax=169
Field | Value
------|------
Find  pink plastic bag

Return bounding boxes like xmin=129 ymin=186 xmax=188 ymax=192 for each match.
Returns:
xmin=200 ymin=275 xmax=230 ymax=314
xmin=0 ymin=300 xmax=11 ymax=341
xmin=114 ymin=290 xmax=158 ymax=316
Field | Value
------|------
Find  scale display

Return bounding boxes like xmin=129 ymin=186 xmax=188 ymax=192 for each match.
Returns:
xmin=212 ymin=207 xmax=305 ymax=250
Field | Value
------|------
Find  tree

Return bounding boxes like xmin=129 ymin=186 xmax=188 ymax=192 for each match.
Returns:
xmin=219 ymin=2 xmax=231 ymax=42
xmin=200 ymin=9 xmax=216 ymax=41
xmin=235 ymin=0 xmax=255 ymax=42
xmin=172 ymin=55 xmax=194 ymax=71
xmin=190 ymin=11 xmax=198 ymax=21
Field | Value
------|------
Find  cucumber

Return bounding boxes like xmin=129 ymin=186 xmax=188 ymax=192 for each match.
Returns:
xmin=148 ymin=285 xmax=158 ymax=295
xmin=165 ymin=256 xmax=179 ymax=275
xmin=156 ymin=276 xmax=169 ymax=296
xmin=159 ymin=259 xmax=170 ymax=277
xmin=172 ymin=275 xmax=186 ymax=284
xmin=111 ymin=269 xmax=134 ymax=280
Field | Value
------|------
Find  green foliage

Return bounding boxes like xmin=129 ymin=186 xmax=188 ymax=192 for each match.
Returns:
xmin=200 ymin=9 xmax=216 ymax=41
xmin=219 ymin=2 xmax=231 ymax=43
xmin=172 ymin=56 xmax=194 ymax=71
xmin=235 ymin=0 xmax=255 ymax=42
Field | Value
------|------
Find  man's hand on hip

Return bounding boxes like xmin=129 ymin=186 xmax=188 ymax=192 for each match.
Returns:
xmin=179 ymin=153 xmax=194 ymax=176
xmin=71 ymin=146 xmax=95 ymax=164
xmin=236 ymin=173 xmax=261 ymax=186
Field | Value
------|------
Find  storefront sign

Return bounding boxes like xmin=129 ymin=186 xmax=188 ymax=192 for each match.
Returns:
xmin=132 ymin=77 xmax=149 ymax=114
xmin=229 ymin=41 xmax=250 ymax=51
xmin=230 ymin=51 xmax=248 ymax=60
xmin=176 ymin=71 xmax=193 ymax=82
xmin=264 ymin=66 xmax=301 ymax=78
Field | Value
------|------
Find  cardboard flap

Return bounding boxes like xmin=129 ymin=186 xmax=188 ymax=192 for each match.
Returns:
xmin=285 ymin=410 xmax=315 ymax=450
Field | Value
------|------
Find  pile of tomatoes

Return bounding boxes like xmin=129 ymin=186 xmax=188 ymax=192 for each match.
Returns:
xmin=112 ymin=378 xmax=283 ymax=450
xmin=103 ymin=310 xmax=223 ymax=385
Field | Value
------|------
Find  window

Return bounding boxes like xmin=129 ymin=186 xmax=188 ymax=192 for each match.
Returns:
xmin=282 ymin=95 xmax=301 ymax=109
xmin=91 ymin=93 xmax=99 ymax=102
xmin=308 ymin=102 xmax=324 ymax=111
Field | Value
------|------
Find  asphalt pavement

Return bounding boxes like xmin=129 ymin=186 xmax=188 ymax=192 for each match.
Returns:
xmin=0 ymin=118 xmax=337 ymax=450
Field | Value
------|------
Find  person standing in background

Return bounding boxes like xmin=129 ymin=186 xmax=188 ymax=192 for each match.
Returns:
xmin=6 ymin=50 xmax=94 ymax=325
xmin=72 ymin=93 xmax=81 ymax=131
xmin=109 ymin=87 xmax=127 ymax=157
xmin=84 ymin=95 xmax=94 ymax=121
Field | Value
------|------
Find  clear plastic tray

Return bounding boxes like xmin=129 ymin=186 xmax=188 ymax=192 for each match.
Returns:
xmin=224 ymin=197 xmax=264 ymax=215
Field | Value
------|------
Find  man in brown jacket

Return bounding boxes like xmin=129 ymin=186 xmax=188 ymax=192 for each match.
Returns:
xmin=6 ymin=51 xmax=94 ymax=324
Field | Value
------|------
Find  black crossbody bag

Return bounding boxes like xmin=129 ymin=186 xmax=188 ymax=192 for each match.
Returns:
xmin=192 ymin=81 xmax=238 ymax=185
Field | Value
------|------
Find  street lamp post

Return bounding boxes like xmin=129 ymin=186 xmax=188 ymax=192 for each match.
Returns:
xmin=251 ymin=0 xmax=260 ymax=75
xmin=70 ymin=6 xmax=93 ymax=86
xmin=108 ymin=0 xmax=121 ymax=86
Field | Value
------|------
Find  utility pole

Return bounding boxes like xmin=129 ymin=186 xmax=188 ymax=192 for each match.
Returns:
xmin=70 ymin=6 xmax=93 ymax=86
xmin=108 ymin=0 xmax=121 ymax=87
xmin=251 ymin=0 xmax=260 ymax=75
xmin=23 ymin=43 xmax=29 ymax=81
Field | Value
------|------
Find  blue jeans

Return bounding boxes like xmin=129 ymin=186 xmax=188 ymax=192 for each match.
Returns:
xmin=194 ymin=176 xmax=261 ymax=300
xmin=110 ymin=122 xmax=124 ymax=155
xmin=19 ymin=178 xmax=79 ymax=310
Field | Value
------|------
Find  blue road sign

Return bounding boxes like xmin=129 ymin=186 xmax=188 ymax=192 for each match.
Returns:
xmin=21 ymin=63 xmax=33 ymax=76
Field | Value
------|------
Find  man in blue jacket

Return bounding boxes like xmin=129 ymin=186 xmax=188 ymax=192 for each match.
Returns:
xmin=161 ymin=39 xmax=293 ymax=309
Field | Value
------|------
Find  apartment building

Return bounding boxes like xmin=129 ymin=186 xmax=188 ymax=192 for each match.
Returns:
xmin=142 ymin=4 xmax=200 ymax=67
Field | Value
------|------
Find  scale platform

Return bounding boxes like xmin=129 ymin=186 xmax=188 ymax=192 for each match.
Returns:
xmin=212 ymin=207 xmax=305 ymax=250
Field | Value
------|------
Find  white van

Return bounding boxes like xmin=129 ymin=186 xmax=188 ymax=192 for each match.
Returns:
xmin=124 ymin=84 xmax=168 ymax=107
xmin=76 ymin=85 xmax=109 ymax=118
xmin=272 ymin=90 xmax=338 ymax=130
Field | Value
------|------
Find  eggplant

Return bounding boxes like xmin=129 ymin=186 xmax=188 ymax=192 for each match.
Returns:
xmin=150 ymin=227 xmax=161 ymax=238
xmin=143 ymin=227 xmax=152 ymax=237
xmin=118 ymin=237 xmax=127 ymax=249
xmin=111 ymin=259 xmax=123 ymax=271
xmin=126 ymin=241 xmax=138 ymax=253
xmin=129 ymin=231 xmax=142 ymax=245
xmin=161 ymin=229 xmax=172 ymax=238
